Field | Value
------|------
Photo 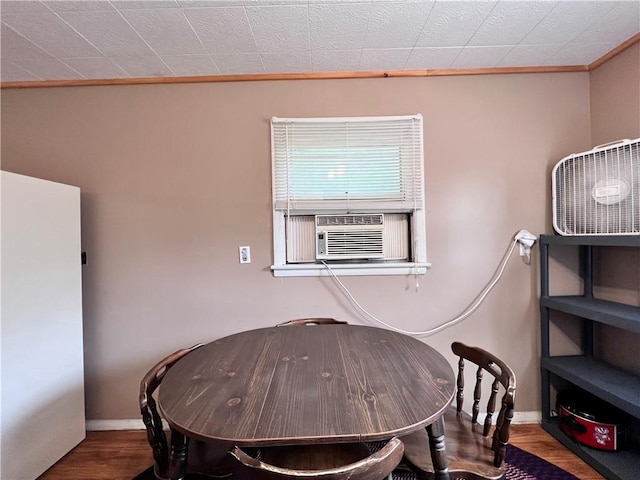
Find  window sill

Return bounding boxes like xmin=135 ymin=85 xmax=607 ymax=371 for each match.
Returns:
xmin=271 ymin=262 xmax=431 ymax=277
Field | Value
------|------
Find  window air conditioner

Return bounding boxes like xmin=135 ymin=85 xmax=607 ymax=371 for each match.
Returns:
xmin=315 ymin=214 xmax=385 ymax=260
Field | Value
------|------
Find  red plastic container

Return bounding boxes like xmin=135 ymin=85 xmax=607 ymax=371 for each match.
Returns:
xmin=557 ymin=390 xmax=626 ymax=451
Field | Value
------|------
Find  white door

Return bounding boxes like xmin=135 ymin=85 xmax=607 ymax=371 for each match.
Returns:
xmin=1 ymin=171 xmax=85 ymax=480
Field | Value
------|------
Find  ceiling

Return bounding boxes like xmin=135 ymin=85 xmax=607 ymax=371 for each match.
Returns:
xmin=1 ymin=0 xmax=639 ymax=84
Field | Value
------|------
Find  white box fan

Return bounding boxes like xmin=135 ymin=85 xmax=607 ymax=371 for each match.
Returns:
xmin=552 ymin=138 xmax=639 ymax=236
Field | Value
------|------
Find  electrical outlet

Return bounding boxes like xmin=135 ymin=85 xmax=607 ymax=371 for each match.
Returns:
xmin=239 ymin=246 xmax=251 ymax=264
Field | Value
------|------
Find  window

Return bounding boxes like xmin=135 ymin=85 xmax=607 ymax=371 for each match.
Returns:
xmin=270 ymin=115 xmax=429 ymax=277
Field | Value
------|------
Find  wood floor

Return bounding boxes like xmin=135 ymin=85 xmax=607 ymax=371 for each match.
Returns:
xmin=37 ymin=424 xmax=605 ymax=480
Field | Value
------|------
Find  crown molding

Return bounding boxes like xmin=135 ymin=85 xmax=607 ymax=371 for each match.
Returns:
xmin=589 ymin=32 xmax=640 ymax=70
xmin=1 ymin=34 xmax=637 ymax=90
xmin=0 ymin=65 xmax=589 ymax=89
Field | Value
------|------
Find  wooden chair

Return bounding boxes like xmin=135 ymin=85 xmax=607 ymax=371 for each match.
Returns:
xmin=400 ymin=342 xmax=516 ymax=480
xmin=276 ymin=318 xmax=349 ymax=327
xmin=140 ymin=344 xmax=230 ymax=479
xmin=229 ymin=437 xmax=404 ymax=480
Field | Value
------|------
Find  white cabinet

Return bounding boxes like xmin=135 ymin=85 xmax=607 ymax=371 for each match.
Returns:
xmin=1 ymin=172 xmax=85 ymax=480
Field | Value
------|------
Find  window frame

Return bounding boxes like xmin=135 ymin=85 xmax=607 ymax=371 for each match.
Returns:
xmin=270 ymin=114 xmax=430 ymax=277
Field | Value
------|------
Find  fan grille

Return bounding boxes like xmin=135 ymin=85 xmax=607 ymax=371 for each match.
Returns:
xmin=553 ymin=139 xmax=639 ymax=235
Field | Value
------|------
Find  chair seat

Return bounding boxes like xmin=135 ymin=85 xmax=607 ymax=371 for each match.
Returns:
xmin=401 ymin=408 xmax=504 ymax=480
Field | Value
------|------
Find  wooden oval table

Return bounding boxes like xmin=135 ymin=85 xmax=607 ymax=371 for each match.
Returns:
xmin=158 ymin=324 xmax=455 ymax=479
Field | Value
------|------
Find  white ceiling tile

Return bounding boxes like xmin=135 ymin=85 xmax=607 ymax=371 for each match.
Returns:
xmin=2 ymin=13 xmax=103 ymax=57
xmin=160 ymin=54 xmax=220 ymax=75
xmin=59 ymin=11 xmax=154 ymax=56
xmin=571 ymin=2 xmax=640 ymax=45
xmin=312 ymin=49 xmax=361 ymax=72
xmin=11 ymin=57 xmax=84 ymax=79
xmin=404 ymin=47 xmax=461 ymax=70
xmin=545 ymin=42 xmax=617 ymax=66
xmin=360 ymin=48 xmax=412 ymax=71
xmin=1 ymin=23 xmax=52 ymax=59
xmin=522 ymin=1 xmax=619 ymax=45
xmin=262 ymin=51 xmax=311 ymax=73
xmin=451 ymin=45 xmax=513 ymax=68
xmin=310 ymin=0 xmax=368 ymax=3
xmin=178 ymin=1 xmax=244 ymax=7
xmin=244 ymin=0 xmax=308 ymax=5
xmin=467 ymin=1 xmax=557 ymax=47
xmin=246 ymin=5 xmax=310 ymax=52
xmin=497 ymin=44 xmax=562 ymax=67
xmin=211 ymin=53 xmax=264 ymax=74
xmin=201 ymin=39 xmax=252 ymax=57
xmin=178 ymin=0 xmax=246 ymax=8
xmin=364 ymin=2 xmax=434 ymax=48
xmin=0 ymin=60 xmax=41 ymax=81
xmin=111 ymin=1 xmax=179 ymax=9
xmin=62 ymin=56 xmax=129 ymax=78
xmin=309 ymin=3 xmax=370 ymax=50
xmin=0 ymin=1 xmax=50 ymax=14
xmin=416 ymin=1 xmax=496 ymax=48
xmin=184 ymin=7 xmax=258 ymax=53
xmin=111 ymin=55 xmax=174 ymax=76
xmin=120 ymin=8 xmax=205 ymax=55
xmin=0 ymin=0 xmax=638 ymax=82
xmin=43 ymin=1 xmax=114 ymax=12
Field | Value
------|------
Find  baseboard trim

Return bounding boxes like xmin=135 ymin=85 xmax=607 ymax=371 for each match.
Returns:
xmin=513 ymin=411 xmax=542 ymax=424
xmin=86 ymin=412 xmax=542 ymax=432
xmin=86 ymin=419 xmax=145 ymax=431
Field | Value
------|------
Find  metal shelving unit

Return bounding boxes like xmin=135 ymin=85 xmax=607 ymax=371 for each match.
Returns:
xmin=539 ymin=234 xmax=640 ymax=480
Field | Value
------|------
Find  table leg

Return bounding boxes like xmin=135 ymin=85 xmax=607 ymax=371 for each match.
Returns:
xmin=426 ymin=417 xmax=450 ymax=480
xmin=167 ymin=429 xmax=188 ymax=480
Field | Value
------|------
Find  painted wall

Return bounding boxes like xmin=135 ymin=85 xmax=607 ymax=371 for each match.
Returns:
xmin=1 ymin=72 xmax=592 ymax=421
xmin=589 ymin=42 xmax=640 ymax=373
xmin=591 ymin=42 xmax=640 ymax=146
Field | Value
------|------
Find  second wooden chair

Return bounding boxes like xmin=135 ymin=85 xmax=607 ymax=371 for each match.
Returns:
xmin=139 ymin=345 xmax=231 ymax=479
xmin=229 ymin=437 xmax=404 ymax=480
xmin=400 ymin=341 xmax=516 ymax=480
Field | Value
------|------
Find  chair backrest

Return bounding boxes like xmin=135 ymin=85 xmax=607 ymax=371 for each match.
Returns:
xmin=276 ymin=318 xmax=348 ymax=327
xmin=139 ymin=344 xmax=203 ymax=477
xmin=452 ymin=341 xmax=516 ymax=467
xmin=229 ymin=437 xmax=404 ymax=480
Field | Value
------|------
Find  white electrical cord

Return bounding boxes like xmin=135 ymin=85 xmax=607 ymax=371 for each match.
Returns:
xmin=321 ymin=231 xmax=531 ymax=337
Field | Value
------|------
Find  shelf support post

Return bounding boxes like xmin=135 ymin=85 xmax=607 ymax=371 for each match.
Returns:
xmin=581 ymin=245 xmax=595 ymax=358
xmin=540 ymin=240 xmax=551 ymax=418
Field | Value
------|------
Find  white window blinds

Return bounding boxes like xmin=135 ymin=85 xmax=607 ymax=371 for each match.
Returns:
xmin=271 ymin=115 xmax=424 ymax=213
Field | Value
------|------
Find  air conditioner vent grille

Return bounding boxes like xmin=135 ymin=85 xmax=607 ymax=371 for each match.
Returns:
xmin=325 ymin=231 xmax=384 ymax=256
xmin=316 ymin=214 xmax=383 ymax=227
